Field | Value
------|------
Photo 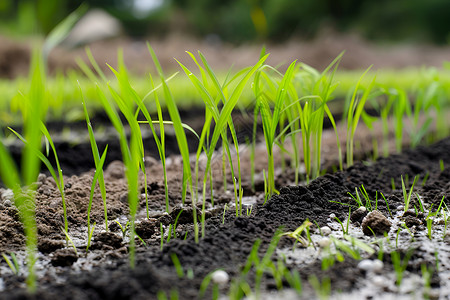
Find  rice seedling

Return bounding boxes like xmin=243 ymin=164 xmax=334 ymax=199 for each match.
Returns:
xmin=308 ymin=275 xmax=331 ymax=300
xmin=170 ymin=253 xmax=185 ymax=278
xmin=157 ymin=290 xmax=180 ymax=300
xmin=86 ymin=146 xmax=108 ymax=252
xmin=95 ymin=83 xmax=142 ymax=268
xmin=2 ymin=252 xmax=20 ymax=275
xmin=61 ymin=227 xmax=78 ymax=256
xmin=81 ymin=87 xmax=109 ymax=231
xmin=10 ymin=122 xmax=70 ymax=236
xmin=253 ymin=60 xmax=297 ymax=196
xmin=391 ymin=249 xmax=413 ymax=286
xmin=345 ymin=66 xmax=376 ymax=167
xmin=280 ymin=219 xmax=313 ymax=248
xmin=177 ymin=50 xmax=268 ymax=239
xmin=401 ymin=174 xmax=419 ymax=212
xmin=115 ymin=220 xmax=130 ymax=239
xmin=334 ymin=211 xmax=350 ymax=235
xmin=147 ymin=44 xmax=198 ymax=242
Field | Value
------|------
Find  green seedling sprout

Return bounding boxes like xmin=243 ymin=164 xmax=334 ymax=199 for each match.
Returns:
xmin=86 ymin=146 xmax=108 ymax=252
xmin=293 ymin=54 xmax=344 ymax=182
xmin=115 ymin=220 xmax=130 ymax=239
xmin=157 ymin=290 xmax=180 ymax=300
xmin=308 ymin=275 xmax=331 ymax=300
xmin=95 ymin=83 xmax=141 ymax=268
xmin=401 ymin=174 xmax=419 ymax=212
xmin=2 ymin=252 xmax=20 ymax=275
xmin=199 ymin=269 xmax=223 ymax=299
xmin=160 ymin=223 xmax=164 ymax=250
xmin=81 ymin=86 xmax=109 ymax=230
xmin=170 ymin=253 xmax=184 ymax=278
xmin=148 ymin=44 xmax=197 ymax=240
xmin=345 ymin=65 xmax=376 ymax=167
xmin=222 ymin=203 xmax=228 ymax=224
xmin=61 ymin=227 xmax=78 ymax=256
xmin=380 ymin=192 xmax=393 ymax=218
xmin=177 ymin=51 xmax=266 ymax=219
xmin=422 ymin=172 xmax=430 ymax=186
xmin=391 ymin=249 xmax=413 ymax=286
xmin=106 ymin=54 xmax=152 ymax=221
xmin=246 ymin=205 xmax=253 ymax=217
xmin=440 ymin=159 xmax=445 ymax=171
xmin=335 ymin=208 xmax=351 ymax=234
xmin=10 ymin=123 xmax=70 ymax=237
xmin=177 ymin=49 xmax=268 ymax=240
xmin=254 ymin=60 xmax=297 ymax=197
xmin=280 ymin=219 xmax=312 ymax=248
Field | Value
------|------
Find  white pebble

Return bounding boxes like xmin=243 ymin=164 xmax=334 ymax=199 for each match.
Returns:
xmin=320 ymin=226 xmax=332 ymax=236
xmin=211 ymin=270 xmax=229 ymax=286
xmin=357 ymin=259 xmax=374 ymax=271
xmin=372 ymin=259 xmax=384 ymax=273
xmin=329 ymin=213 xmax=336 ymax=219
xmin=317 ymin=238 xmax=332 ymax=248
xmin=358 ymin=259 xmax=384 ymax=273
xmin=372 ymin=275 xmax=386 ymax=288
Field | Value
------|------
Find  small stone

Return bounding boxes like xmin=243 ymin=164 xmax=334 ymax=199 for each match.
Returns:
xmin=361 ymin=210 xmax=391 ymax=236
xmin=92 ymin=231 xmax=123 ymax=249
xmin=372 ymin=275 xmax=385 ymax=288
xmin=320 ymin=226 xmax=332 ymax=236
xmin=37 ymin=173 xmax=47 ymax=183
xmin=211 ymin=270 xmax=229 ymax=286
xmin=372 ymin=259 xmax=384 ymax=273
xmin=317 ymin=238 xmax=331 ymax=248
xmin=329 ymin=213 xmax=336 ymax=219
xmin=50 ymin=248 xmax=78 ymax=267
xmin=135 ymin=218 xmax=157 ymax=239
xmin=403 ymin=215 xmax=421 ymax=227
xmin=38 ymin=238 xmax=64 ymax=253
xmin=351 ymin=206 xmax=368 ymax=223
xmin=357 ymin=259 xmax=384 ymax=273
xmin=3 ymin=199 xmax=12 ymax=207
xmin=357 ymin=259 xmax=373 ymax=271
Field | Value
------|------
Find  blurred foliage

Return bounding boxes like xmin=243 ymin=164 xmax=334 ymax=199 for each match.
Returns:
xmin=1 ymin=0 xmax=450 ymax=44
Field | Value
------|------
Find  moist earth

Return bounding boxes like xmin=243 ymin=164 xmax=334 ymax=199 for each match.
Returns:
xmin=0 ymin=132 xmax=449 ymax=299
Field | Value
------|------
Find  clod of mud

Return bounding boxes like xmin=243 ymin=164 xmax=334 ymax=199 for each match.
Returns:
xmin=50 ymin=249 xmax=78 ymax=267
xmin=38 ymin=238 xmax=64 ymax=253
xmin=91 ymin=231 xmax=123 ymax=250
xmin=350 ymin=206 xmax=368 ymax=224
xmin=361 ymin=210 xmax=392 ymax=235
xmin=135 ymin=218 xmax=158 ymax=239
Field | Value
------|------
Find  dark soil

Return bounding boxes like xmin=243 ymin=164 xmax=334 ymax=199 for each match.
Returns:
xmin=0 ymin=119 xmax=449 ymax=299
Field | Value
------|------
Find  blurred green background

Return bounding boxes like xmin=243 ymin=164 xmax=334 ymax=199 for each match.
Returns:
xmin=1 ymin=0 xmax=450 ymax=43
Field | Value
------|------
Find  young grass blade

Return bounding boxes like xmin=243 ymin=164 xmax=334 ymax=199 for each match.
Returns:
xmin=148 ymin=43 xmax=196 ymax=240
xmin=80 ymin=85 xmax=108 ymax=230
xmin=346 ymin=65 xmax=375 ymax=167
xmin=87 ymin=145 xmax=108 ymax=252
